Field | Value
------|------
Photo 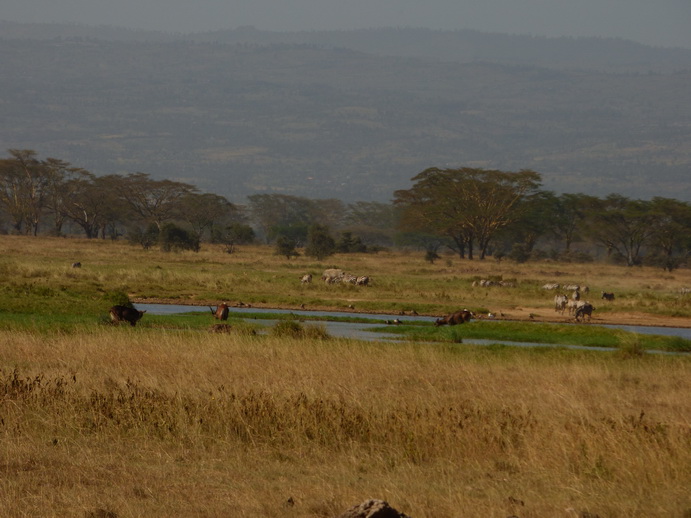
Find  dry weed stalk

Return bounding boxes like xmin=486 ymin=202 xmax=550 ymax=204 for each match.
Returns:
xmin=0 ymin=329 xmax=689 ymax=516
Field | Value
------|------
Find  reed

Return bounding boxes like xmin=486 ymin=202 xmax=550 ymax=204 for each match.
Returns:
xmin=0 ymin=329 xmax=689 ymax=517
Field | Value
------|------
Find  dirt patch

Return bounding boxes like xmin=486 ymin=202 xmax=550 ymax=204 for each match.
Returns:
xmin=491 ymin=306 xmax=691 ymax=329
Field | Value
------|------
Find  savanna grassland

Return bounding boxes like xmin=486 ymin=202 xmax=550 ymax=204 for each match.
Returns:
xmin=0 ymin=235 xmax=690 ymax=517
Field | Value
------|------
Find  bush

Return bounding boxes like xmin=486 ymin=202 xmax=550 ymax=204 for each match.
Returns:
xmin=336 ymin=232 xmax=367 ymax=253
xmin=159 ymin=223 xmax=200 ymax=252
xmin=508 ymin=243 xmax=530 ymax=263
xmin=127 ymin=223 xmax=159 ymax=250
xmin=425 ymin=249 xmax=441 ymax=264
xmin=305 ymin=224 xmax=336 ymax=260
xmin=275 ymin=236 xmax=299 ymax=259
xmin=102 ymin=290 xmax=133 ymax=308
xmin=212 ymin=223 xmax=256 ymax=254
xmin=270 ymin=320 xmax=330 ymax=339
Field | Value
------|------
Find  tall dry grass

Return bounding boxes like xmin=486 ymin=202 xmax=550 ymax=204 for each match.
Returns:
xmin=0 ymin=328 xmax=689 ymax=517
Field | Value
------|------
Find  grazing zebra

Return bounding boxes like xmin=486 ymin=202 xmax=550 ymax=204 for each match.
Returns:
xmin=574 ymin=302 xmax=594 ymax=322
xmin=554 ymin=294 xmax=568 ymax=314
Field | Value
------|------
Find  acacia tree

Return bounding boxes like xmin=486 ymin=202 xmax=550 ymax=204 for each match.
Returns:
xmin=0 ymin=156 xmax=27 ymax=233
xmin=42 ymin=157 xmax=82 ymax=236
xmin=647 ymin=197 xmax=691 ymax=271
xmin=501 ymin=190 xmax=558 ymax=256
xmin=116 ymin=173 xmax=197 ymax=230
xmin=59 ymin=173 xmax=127 ymax=238
xmin=588 ymin=194 xmax=655 ymax=266
xmin=0 ymin=149 xmax=53 ymax=235
xmin=176 ymin=192 xmax=238 ymax=241
xmin=394 ymin=167 xmax=542 ymax=259
xmin=248 ymin=194 xmax=314 ymax=244
xmin=12 ymin=149 xmax=50 ymax=236
xmin=551 ymin=193 xmax=600 ymax=253
xmin=343 ymin=201 xmax=397 ymax=247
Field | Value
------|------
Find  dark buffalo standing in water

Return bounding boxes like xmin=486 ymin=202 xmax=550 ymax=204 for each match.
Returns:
xmin=210 ymin=302 xmax=229 ymax=321
xmin=435 ymin=309 xmax=473 ymax=326
xmin=109 ymin=305 xmax=146 ymax=327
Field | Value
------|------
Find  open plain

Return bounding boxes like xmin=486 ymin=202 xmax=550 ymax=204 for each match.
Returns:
xmin=0 ymin=236 xmax=689 ymax=517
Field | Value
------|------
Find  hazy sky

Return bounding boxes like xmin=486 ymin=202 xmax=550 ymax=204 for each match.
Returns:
xmin=3 ymin=0 xmax=691 ymax=49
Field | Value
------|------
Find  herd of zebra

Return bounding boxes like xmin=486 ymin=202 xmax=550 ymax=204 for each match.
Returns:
xmin=546 ymin=283 xmax=616 ymax=322
xmin=300 ymin=269 xmax=370 ymax=286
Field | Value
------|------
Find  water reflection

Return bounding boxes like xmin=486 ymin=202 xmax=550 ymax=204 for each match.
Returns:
xmin=135 ymin=303 xmax=690 ymax=353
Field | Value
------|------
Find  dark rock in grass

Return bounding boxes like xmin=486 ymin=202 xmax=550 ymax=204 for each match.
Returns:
xmin=209 ymin=323 xmax=232 ymax=333
xmin=336 ymin=499 xmax=411 ymax=518
xmin=85 ymin=509 xmax=118 ymax=518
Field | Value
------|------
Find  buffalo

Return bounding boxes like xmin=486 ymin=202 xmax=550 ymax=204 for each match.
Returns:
xmin=109 ymin=305 xmax=146 ymax=327
xmin=434 ymin=309 xmax=473 ymax=326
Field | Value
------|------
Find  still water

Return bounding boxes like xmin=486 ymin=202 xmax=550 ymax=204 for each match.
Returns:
xmin=135 ymin=303 xmax=691 ymax=353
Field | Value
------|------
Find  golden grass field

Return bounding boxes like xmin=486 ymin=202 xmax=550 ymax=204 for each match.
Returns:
xmin=0 ymin=236 xmax=690 ymax=517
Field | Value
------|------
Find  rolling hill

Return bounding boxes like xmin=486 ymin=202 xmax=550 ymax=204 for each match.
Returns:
xmin=1 ymin=21 xmax=690 ymax=203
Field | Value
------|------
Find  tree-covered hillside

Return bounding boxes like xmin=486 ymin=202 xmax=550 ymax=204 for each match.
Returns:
xmin=1 ymin=22 xmax=690 ymax=203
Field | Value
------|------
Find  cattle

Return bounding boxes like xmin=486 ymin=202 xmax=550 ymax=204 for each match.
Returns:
xmin=71 ymin=262 xmax=81 ymax=268
xmin=209 ymin=302 xmax=229 ymax=321
xmin=355 ymin=276 xmax=370 ymax=286
xmin=109 ymin=305 xmax=146 ymax=327
xmin=542 ymin=283 xmax=560 ymax=290
xmin=601 ymin=291 xmax=615 ymax=301
xmin=554 ymin=294 xmax=568 ymax=314
xmin=435 ymin=309 xmax=473 ymax=326
xmin=571 ymin=289 xmax=581 ymax=301
xmin=300 ymin=273 xmax=313 ymax=284
xmin=574 ymin=302 xmax=594 ymax=322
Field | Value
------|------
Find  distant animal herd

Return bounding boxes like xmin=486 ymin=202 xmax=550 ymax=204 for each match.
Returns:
xmin=100 ymin=262 xmax=691 ymax=330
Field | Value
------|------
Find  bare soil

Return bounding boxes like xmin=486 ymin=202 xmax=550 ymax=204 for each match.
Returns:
xmin=488 ymin=306 xmax=691 ymax=329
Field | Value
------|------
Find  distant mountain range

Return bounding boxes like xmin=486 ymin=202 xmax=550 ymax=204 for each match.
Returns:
xmin=1 ymin=21 xmax=690 ymax=203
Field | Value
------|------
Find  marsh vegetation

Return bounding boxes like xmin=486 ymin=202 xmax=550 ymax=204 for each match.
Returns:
xmin=0 ymin=236 xmax=690 ymax=516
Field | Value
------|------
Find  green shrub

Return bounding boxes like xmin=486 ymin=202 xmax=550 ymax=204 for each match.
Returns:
xmin=159 ymin=223 xmax=200 ymax=252
xmin=102 ymin=290 xmax=133 ymax=308
xmin=270 ymin=320 xmax=330 ymax=340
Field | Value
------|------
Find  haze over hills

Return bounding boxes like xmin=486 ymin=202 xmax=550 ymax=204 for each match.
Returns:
xmin=1 ymin=21 xmax=690 ymax=203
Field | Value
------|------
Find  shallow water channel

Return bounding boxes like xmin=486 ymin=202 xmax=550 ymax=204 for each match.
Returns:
xmin=136 ymin=303 xmax=691 ymax=354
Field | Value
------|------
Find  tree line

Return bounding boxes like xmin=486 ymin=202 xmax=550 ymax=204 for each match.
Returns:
xmin=1 ymin=150 xmax=690 ymax=269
